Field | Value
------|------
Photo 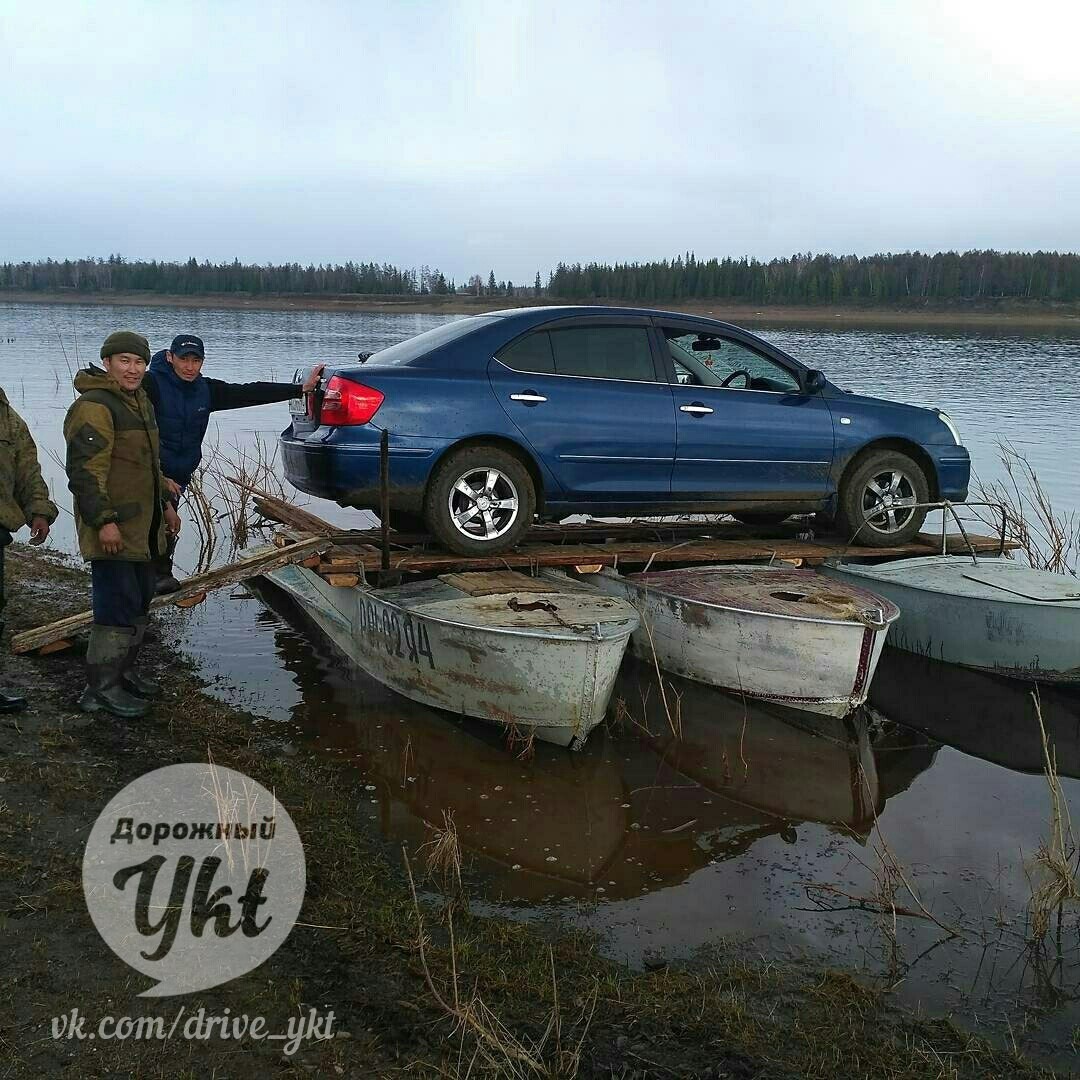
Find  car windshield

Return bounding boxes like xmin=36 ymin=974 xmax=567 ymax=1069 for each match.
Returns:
xmin=365 ymin=316 xmax=503 ymax=366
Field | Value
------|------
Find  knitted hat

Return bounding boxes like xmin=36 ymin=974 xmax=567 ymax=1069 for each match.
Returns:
xmin=100 ymin=330 xmax=150 ymax=363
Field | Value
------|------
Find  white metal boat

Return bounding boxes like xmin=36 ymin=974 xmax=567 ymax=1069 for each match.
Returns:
xmin=577 ymin=565 xmax=899 ymax=717
xmin=578 ymin=565 xmax=898 ymax=717
xmin=822 ymin=555 xmax=1080 ymax=682
xmin=260 ymin=565 xmax=639 ymax=747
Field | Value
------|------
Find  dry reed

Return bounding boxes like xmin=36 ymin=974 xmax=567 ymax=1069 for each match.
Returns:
xmin=403 ymin=848 xmax=595 ymax=1077
xmin=417 ymin=809 xmax=462 ymax=894
xmin=1027 ymin=691 xmax=1080 ymax=943
xmin=974 ymin=440 xmax=1080 ymax=575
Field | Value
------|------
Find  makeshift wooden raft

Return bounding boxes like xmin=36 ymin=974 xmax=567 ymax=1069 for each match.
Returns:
xmin=242 ymin=488 xmax=1016 ymax=586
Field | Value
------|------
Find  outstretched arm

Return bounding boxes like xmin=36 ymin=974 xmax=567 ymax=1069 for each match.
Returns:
xmin=206 ymin=364 xmax=325 ymax=412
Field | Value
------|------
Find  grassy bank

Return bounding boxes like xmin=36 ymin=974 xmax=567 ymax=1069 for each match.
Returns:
xmin=0 ymin=544 xmax=1061 ymax=1078
xmin=4 ymin=290 xmax=1080 ymax=328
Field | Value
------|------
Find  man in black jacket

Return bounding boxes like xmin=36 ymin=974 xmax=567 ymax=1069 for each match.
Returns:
xmin=145 ymin=334 xmax=324 ymax=592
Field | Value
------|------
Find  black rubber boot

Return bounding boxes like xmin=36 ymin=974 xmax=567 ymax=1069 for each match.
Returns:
xmin=79 ymin=626 xmax=150 ymax=718
xmin=0 ymin=686 xmax=27 ymax=713
xmin=154 ymin=533 xmax=181 ymax=595
xmin=0 ymin=622 xmax=27 ymax=712
xmin=153 ymin=553 xmax=181 ymax=595
xmin=122 ymin=618 xmax=160 ymax=698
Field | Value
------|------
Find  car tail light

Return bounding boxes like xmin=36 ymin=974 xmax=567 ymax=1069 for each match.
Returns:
xmin=319 ymin=375 xmax=384 ymax=426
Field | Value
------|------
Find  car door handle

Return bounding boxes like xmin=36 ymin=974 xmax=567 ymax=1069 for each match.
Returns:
xmin=680 ymin=403 xmax=714 ymax=416
xmin=510 ymin=392 xmax=547 ymax=405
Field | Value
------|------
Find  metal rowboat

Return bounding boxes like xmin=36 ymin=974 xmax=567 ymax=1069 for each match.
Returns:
xmin=261 ymin=565 xmax=639 ymax=747
xmin=577 ymin=565 xmax=899 ymax=717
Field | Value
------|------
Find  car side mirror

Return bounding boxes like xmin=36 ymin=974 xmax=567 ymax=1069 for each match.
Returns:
xmin=804 ymin=369 xmax=826 ymax=393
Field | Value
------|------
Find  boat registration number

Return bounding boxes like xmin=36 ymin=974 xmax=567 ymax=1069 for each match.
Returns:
xmin=357 ymin=596 xmax=436 ymax=669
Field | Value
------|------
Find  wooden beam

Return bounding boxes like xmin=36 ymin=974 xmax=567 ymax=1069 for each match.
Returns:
xmin=11 ymin=537 xmax=329 ymax=655
xmin=310 ymin=531 xmax=1015 ymax=577
xmin=224 ymin=479 xmax=340 ymax=536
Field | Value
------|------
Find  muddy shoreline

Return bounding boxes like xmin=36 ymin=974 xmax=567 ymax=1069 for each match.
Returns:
xmin=0 ymin=545 xmax=1059 ymax=1078
xmin=5 ymin=290 xmax=1080 ymax=328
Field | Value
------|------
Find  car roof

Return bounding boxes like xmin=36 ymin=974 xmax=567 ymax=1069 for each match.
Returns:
xmin=484 ymin=305 xmax=744 ymax=332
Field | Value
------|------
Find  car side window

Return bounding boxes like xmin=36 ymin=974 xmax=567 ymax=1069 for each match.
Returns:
xmin=549 ymin=327 xmax=656 ymax=382
xmin=664 ymin=330 xmax=800 ymax=392
xmin=497 ymin=332 xmax=556 ymax=374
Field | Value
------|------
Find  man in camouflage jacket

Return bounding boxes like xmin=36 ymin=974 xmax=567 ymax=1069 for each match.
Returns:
xmin=64 ymin=330 xmax=181 ymax=718
xmin=0 ymin=387 xmax=58 ymax=711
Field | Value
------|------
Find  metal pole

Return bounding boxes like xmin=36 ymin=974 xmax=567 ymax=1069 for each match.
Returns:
xmin=379 ymin=429 xmax=390 ymax=573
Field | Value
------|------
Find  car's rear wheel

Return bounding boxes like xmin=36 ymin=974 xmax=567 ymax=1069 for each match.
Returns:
xmin=836 ymin=450 xmax=929 ymax=546
xmin=425 ymin=444 xmax=536 ymax=555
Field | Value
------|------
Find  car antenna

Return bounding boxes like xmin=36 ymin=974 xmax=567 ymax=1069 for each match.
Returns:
xmin=357 ymin=351 xmax=372 ymax=363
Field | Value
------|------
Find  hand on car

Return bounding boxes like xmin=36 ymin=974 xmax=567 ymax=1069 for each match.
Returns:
xmin=98 ymin=523 xmax=123 ymax=555
xmin=301 ymin=364 xmax=326 ymax=395
xmin=29 ymin=516 xmax=50 ymax=546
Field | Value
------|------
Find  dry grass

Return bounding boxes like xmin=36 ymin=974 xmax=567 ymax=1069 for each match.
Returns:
xmin=403 ymin=848 xmax=596 ymax=1078
xmin=974 ymin=440 xmax=1080 ymax=574
xmin=1027 ymin=691 xmax=1080 ymax=943
xmin=204 ymin=432 xmax=288 ymax=556
xmin=802 ymin=764 xmax=961 ymax=985
xmin=417 ymin=809 xmax=463 ymax=894
xmin=182 ymin=463 xmax=221 ymax=576
xmin=505 ymin=723 xmax=537 ymax=760
xmin=169 ymin=434 xmax=292 ymax=577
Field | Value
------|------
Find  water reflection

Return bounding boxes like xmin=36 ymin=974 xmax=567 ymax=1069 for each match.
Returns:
xmin=871 ymin=647 xmax=1080 ymax=777
xmin=6 ymin=300 xmax=1080 ymax=1056
xmin=257 ymin=580 xmax=936 ymax=902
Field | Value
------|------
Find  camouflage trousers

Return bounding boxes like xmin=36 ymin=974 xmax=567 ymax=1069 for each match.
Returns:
xmin=0 ymin=527 xmax=10 ymax=614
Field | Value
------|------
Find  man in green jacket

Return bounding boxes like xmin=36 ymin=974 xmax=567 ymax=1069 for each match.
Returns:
xmin=0 ymin=388 xmax=58 ymax=711
xmin=64 ymin=331 xmax=181 ymax=718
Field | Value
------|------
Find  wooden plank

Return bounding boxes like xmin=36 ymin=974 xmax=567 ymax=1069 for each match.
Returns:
xmin=11 ymin=537 xmax=330 ymax=654
xmin=320 ymin=519 xmax=798 ymax=548
xmin=323 ymin=532 xmax=1015 ymax=575
xmin=252 ymin=495 xmax=336 ymax=536
xmin=227 ymin=480 xmax=339 ymax=536
xmin=438 ymin=571 xmax=565 ymax=595
xmin=325 ymin=573 xmax=360 ymax=588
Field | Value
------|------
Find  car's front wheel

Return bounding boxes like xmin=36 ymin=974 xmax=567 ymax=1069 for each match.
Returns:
xmin=836 ymin=450 xmax=929 ymax=546
xmin=424 ymin=444 xmax=536 ymax=555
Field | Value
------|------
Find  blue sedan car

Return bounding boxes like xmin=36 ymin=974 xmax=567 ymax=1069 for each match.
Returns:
xmin=281 ymin=306 xmax=970 ymax=555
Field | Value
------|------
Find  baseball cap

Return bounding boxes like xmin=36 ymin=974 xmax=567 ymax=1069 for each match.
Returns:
xmin=170 ymin=334 xmax=205 ymax=359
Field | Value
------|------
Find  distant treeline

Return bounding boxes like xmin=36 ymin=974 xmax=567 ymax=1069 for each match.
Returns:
xmin=5 ymin=250 xmax=1080 ymax=306
xmin=0 ymin=255 xmax=484 ymax=296
xmin=547 ymin=251 xmax=1080 ymax=305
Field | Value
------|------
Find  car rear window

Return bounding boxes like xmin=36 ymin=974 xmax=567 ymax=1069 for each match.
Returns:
xmin=549 ymin=326 xmax=656 ymax=382
xmin=365 ymin=316 xmax=502 ymax=366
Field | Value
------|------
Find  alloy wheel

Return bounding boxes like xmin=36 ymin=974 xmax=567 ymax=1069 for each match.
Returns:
xmin=860 ymin=469 xmax=919 ymax=535
xmin=447 ymin=467 xmax=520 ymax=542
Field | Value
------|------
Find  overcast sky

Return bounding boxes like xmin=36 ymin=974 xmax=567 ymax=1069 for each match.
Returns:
xmin=2 ymin=0 xmax=1078 ymax=282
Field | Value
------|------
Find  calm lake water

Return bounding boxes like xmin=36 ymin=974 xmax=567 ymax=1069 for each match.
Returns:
xmin=3 ymin=299 xmax=1080 ymax=1063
